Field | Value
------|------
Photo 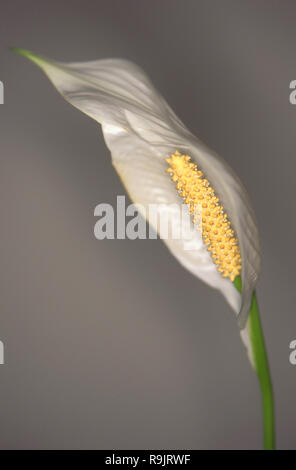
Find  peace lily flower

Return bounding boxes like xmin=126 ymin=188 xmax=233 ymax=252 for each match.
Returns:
xmin=14 ymin=48 xmax=275 ymax=450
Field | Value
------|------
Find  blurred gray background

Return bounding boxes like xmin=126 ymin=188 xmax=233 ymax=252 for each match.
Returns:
xmin=0 ymin=0 xmax=295 ymax=450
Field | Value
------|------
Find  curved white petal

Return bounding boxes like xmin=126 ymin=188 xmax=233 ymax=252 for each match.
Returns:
xmin=102 ymin=122 xmax=241 ymax=314
xmin=18 ymin=50 xmax=260 ymax=328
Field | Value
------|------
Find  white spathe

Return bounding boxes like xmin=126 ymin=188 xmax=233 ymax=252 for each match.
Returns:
xmin=19 ymin=51 xmax=260 ymax=330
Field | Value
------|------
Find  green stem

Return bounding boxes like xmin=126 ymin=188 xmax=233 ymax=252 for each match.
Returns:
xmin=234 ymin=276 xmax=275 ymax=450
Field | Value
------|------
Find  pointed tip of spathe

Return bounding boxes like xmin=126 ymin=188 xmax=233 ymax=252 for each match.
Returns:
xmin=11 ymin=47 xmax=46 ymax=67
xmin=11 ymin=47 xmax=34 ymax=58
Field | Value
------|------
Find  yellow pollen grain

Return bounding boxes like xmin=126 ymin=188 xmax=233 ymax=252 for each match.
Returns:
xmin=166 ymin=151 xmax=242 ymax=281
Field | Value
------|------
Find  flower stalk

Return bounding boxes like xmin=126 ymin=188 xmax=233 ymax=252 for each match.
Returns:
xmin=234 ymin=276 xmax=275 ymax=450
